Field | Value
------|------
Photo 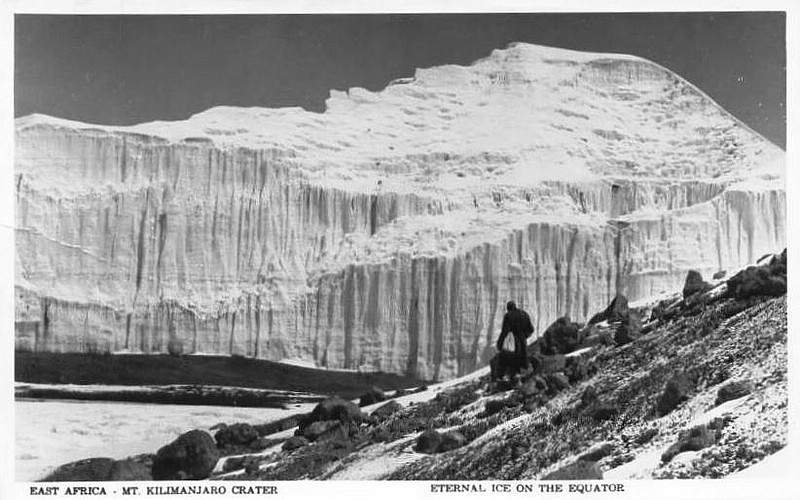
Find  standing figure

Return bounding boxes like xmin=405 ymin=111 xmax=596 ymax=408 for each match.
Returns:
xmin=495 ymin=300 xmax=534 ymax=377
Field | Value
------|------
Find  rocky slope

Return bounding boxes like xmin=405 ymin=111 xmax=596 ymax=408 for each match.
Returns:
xmin=41 ymin=253 xmax=787 ymax=481
xmin=15 ymin=43 xmax=785 ymax=379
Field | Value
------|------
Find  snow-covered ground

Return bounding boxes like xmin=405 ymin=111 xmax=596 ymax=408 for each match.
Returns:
xmin=15 ymin=399 xmax=314 ymax=482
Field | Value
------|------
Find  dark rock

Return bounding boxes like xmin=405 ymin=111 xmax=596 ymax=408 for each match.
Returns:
xmin=712 ymin=270 xmax=726 ymax=280
xmin=541 ymin=316 xmax=583 ymax=355
xmin=715 ymin=380 xmax=755 ymax=406
xmin=726 ymin=263 xmax=787 ymax=299
xmin=359 ymin=387 xmax=387 ymax=407
xmin=41 ymin=458 xmax=115 ymax=482
xmin=302 ymin=420 xmax=342 ymax=442
xmin=590 ymin=402 xmax=619 ymax=422
xmin=152 ymin=430 xmax=220 ymax=480
xmin=282 ymin=436 xmax=310 ymax=451
xmin=299 ymin=397 xmax=367 ymax=432
xmin=209 ymin=423 xmax=227 ymax=432
xmin=108 ymin=459 xmax=152 ymax=480
xmin=214 ymin=422 xmax=258 ymax=448
xmin=371 ymin=400 xmax=403 ymax=421
xmin=542 ymin=460 xmax=603 ymax=480
xmin=540 ymin=355 xmax=566 ymax=374
xmin=490 ymin=351 xmax=520 ymax=381
xmin=656 ymin=374 xmax=692 ymax=416
xmin=682 ymin=270 xmax=712 ymax=298
xmin=254 ymin=414 xmax=305 ymax=437
xmin=578 ymin=442 xmax=615 ymax=462
xmin=248 ymin=436 xmax=275 ymax=450
xmin=43 ymin=457 xmax=152 ymax=482
xmin=415 ymin=429 xmax=443 ymax=454
xmin=589 ymin=294 xmax=629 ymax=325
xmin=222 ymin=456 xmax=245 ymax=473
xmin=661 ymin=424 xmax=718 ymax=463
xmin=439 ymin=431 xmax=467 ymax=452
xmin=770 ymin=249 xmax=787 ymax=273
xmin=222 ymin=455 xmax=261 ymax=474
xmin=489 ymin=378 xmax=516 ymax=393
xmin=544 ymin=372 xmax=570 ymax=394
xmin=614 ymin=312 xmax=641 ymax=346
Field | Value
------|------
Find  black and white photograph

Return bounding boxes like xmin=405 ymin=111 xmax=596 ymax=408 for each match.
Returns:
xmin=2 ymin=2 xmax=796 ymax=497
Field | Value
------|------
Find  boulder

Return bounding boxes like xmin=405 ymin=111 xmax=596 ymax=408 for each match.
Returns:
xmin=589 ymin=294 xmax=629 ymax=325
xmin=769 ymin=249 xmax=787 ymax=274
xmin=682 ymin=270 xmax=712 ymax=298
xmin=726 ymin=262 xmax=787 ymax=299
xmin=42 ymin=457 xmax=152 ymax=481
xmin=415 ymin=429 xmax=444 ymax=454
xmin=542 ymin=460 xmax=603 ymax=480
xmin=359 ymin=387 xmax=387 ymax=407
xmin=248 ymin=436 xmax=275 ymax=450
xmin=222 ymin=455 xmax=262 ymax=473
xmin=41 ymin=458 xmax=114 ymax=482
xmin=299 ymin=397 xmax=367 ymax=432
xmin=439 ymin=431 xmax=468 ymax=452
xmin=656 ymin=374 xmax=692 ymax=416
xmin=282 ymin=436 xmax=310 ymax=451
xmin=108 ymin=459 xmax=151 ymax=480
xmin=712 ymin=270 xmax=727 ymax=280
xmin=715 ymin=380 xmax=755 ymax=406
xmin=152 ymin=430 xmax=220 ymax=480
xmin=371 ymin=400 xmax=403 ymax=421
xmin=214 ymin=422 xmax=258 ymax=448
xmin=661 ymin=424 xmax=718 ymax=463
xmin=541 ymin=317 xmax=583 ymax=355
xmin=254 ymin=414 xmax=306 ymax=437
xmin=301 ymin=420 xmax=342 ymax=442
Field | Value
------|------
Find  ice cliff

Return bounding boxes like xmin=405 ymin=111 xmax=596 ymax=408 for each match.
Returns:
xmin=14 ymin=43 xmax=785 ymax=380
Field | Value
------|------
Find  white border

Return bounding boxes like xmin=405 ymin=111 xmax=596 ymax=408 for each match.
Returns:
xmin=1 ymin=2 xmax=797 ymax=499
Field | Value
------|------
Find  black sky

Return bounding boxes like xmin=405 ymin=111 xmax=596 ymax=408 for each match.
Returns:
xmin=14 ymin=13 xmax=786 ymax=149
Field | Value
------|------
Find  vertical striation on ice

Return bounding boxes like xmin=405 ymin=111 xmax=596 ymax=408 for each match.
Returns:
xmin=15 ymin=43 xmax=785 ymax=380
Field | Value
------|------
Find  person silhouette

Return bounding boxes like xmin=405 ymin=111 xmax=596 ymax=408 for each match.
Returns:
xmin=495 ymin=300 xmax=534 ymax=378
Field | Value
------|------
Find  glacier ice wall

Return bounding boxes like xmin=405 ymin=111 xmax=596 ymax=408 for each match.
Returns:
xmin=15 ymin=43 xmax=785 ymax=380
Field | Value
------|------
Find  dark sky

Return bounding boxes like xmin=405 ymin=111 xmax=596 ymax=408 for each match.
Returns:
xmin=15 ymin=13 xmax=786 ymax=149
